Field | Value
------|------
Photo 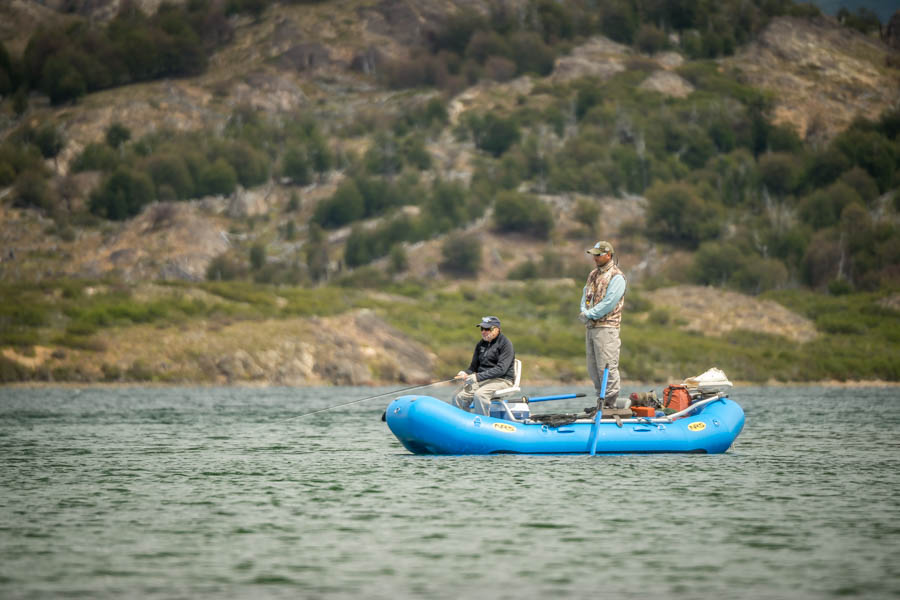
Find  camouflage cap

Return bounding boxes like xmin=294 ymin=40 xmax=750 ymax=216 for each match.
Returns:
xmin=586 ymin=241 xmax=614 ymax=255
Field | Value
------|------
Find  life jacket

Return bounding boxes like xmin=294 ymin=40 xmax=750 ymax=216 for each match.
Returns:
xmin=585 ymin=261 xmax=626 ymax=328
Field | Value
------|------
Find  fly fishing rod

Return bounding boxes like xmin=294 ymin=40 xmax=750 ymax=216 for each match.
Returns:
xmin=274 ymin=378 xmax=455 ymax=423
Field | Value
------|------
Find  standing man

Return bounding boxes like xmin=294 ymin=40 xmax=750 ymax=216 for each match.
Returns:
xmin=452 ymin=316 xmax=516 ymax=416
xmin=580 ymin=241 xmax=626 ymax=409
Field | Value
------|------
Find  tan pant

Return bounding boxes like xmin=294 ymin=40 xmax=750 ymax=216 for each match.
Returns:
xmin=586 ymin=326 xmax=620 ymax=407
xmin=452 ymin=378 xmax=514 ymax=416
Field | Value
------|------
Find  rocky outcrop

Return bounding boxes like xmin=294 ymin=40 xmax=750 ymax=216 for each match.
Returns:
xmin=551 ymin=36 xmax=629 ymax=83
xmin=727 ymin=16 xmax=900 ymax=143
xmin=638 ymin=71 xmax=694 ymax=98
xmin=111 ymin=309 xmax=437 ymax=385
xmin=649 ymin=285 xmax=818 ymax=343
xmin=278 ymin=43 xmax=332 ymax=72
xmin=72 ymin=202 xmax=229 ymax=282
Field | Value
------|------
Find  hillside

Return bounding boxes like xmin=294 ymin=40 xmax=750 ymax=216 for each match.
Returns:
xmin=1 ymin=0 xmax=899 ymax=385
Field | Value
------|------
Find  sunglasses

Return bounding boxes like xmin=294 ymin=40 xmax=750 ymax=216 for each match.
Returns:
xmin=480 ymin=327 xmax=492 ymax=332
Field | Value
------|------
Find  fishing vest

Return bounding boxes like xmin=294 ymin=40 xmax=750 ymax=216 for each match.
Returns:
xmin=585 ymin=262 xmax=626 ymax=329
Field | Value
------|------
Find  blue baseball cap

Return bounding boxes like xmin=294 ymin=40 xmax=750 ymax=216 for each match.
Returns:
xmin=477 ymin=316 xmax=501 ymax=329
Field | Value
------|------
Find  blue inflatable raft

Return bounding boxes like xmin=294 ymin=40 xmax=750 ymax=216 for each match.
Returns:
xmin=385 ymin=394 xmax=745 ymax=455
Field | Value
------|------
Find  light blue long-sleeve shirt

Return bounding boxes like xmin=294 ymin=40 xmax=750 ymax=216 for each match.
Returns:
xmin=580 ymin=274 xmax=626 ymax=320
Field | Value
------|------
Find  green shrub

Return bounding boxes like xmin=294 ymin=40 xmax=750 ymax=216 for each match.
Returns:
xmin=803 ymin=230 xmax=841 ymax=288
xmin=0 ymin=303 xmax=48 ymax=328
xmin=282 ymin=145 xmax=311 ymax=185
xmin=401 ymin=134 xmax=432 ymax=170
xmin=305 ymin=224 xmax=329 ymax=283
xmin=507 ymin=260 xmax=539 ymax=280
xmin=635 ymin=24 xmax=667 ymax=54
xmin=645 ymin=181 xmax=722 ymax=248
xmin=440 ymin=232 xmax=482 ymax=276
xmin=626 ymin=289 xmax=651 ymax=313
xmin=286 ymin=192 xmax=300 ymax=212
xmin=827 ymin=278 xmax=853 ymax=296
xmin=575 ymin=83 xmax=602 ymax=121
xmin=106 ymin=123 xmax=131 ymax=149
xmin=429 ymin=13 xmax=486 ymax=55
xmin=101 ymin=363 xmax=122 ymax=382
xmin=89 ymin=167 xmax=156 ymax=220
xmin=799 ymin=182 xmax=861 ymax=230
xmin=54 ymin=334 xmax=106 ymax=352
xmin=767 ymin=124 xmax=803 ymax=153
xmin=365 ymin=132 xmax=404 ymax=176
xmin=206 ymin=253 xmax=246 ymax=281
xmin=692 ymin=241 xmax=744 ymax=287
xmin=0 ymin=41 xmax=15 ymax=96
xmin=126 ymin=360 xmax=154 ymax=381
xmin=216 ymin=141 xmax=268 ymax=187
xmin=344 ymin=224 xmax=373 ymax=268
xmin=648 ymin=308 xmax=670 ymax=325
xmin=343 ymin=215 xmax=420 ymax=268
xmin=0 ymin=162 xmax=14 ymax=186
xmin=508 ymin=31 xmax=555 ymax=76
xmin=249 ymin=244 xmax=266 ymax=271
xmin=759 ymin=152 xmax=801 ymax=196
xmin=197 ymin=158 xmax=237 ymax=197
xmin=832 ymin=128 xmax=897 ymax=193
xmin=312 ymin=179 xmax=364 ymax=228
xmin=39 ymin=54 xmax=87 ymax=104
xmin=424 ymin=180 xmax=471 ymax=232
xmin=816 ymin=313 xmax=864 ymax=335
xmin=0 ymin=355 xmax=31 ymax=382
xmin=388 ymin=245 xmax=408 ymax=273
xmin=837 ymin=7 xmax=881 ymax=34
xmin=13 ymin=169 xmax=52 ymax=211
xmin=73 ymin=142 xmax=119 ymax=172
xmin=701 ymin=150 xmax=758 ymax=207
xmin=730 ymin=257 xmax=789 ymax=294
xmin=143 ymin=153 xmax=194 ymax=200
xmin=600 ymin=1 xmax=638 ymax=44
xmin=34 ymin=124 xmax=65 ymax=159
xmin=335 ymin=265 xmax=391 ymax=288
xmin=802 ymin=147 xmax=850 ymax=191
xmin=493 ymin=191 xmax=554 ymax=239
xmin=65 ymin=320 xmax=99 ymax=336
xmin=573 ymin=197 xmax=600 ymax=231
xmin=469 ymin=112 xmax=520 ymax=157
xmin=838 ymin=167 xmax=879 ymax=206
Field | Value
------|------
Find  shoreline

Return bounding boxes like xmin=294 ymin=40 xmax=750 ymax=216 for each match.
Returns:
xmin=4 ymin=378 xmax=900 ymax=390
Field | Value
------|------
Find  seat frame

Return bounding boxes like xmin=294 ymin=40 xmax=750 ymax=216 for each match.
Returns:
xmin=489 ymin=359 xmax=523 ymax=421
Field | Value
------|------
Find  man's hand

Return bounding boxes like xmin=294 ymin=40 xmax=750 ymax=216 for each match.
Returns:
xmin=465 ymin=373 xmax=477 ymax=385
xmin=454 ymin=370 xmax=468 ymax=380
xmin=578 ymin=311 xmax=590 ymax=324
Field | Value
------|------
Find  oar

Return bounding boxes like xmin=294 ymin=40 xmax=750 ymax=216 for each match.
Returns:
xmin=270 ymin=379 xmax=454 ymax=424
xmin=527 ymin=393 xmax=587 ymax=403
xmin=587 ymin=364 xmax=609 ymax=456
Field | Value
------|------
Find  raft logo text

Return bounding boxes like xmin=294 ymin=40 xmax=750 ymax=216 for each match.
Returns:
xmin=492 ymin=423 xmax=516 ymax=433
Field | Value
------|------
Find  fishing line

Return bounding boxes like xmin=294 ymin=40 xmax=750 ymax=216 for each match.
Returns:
xmin=270 ymin=378 xmax=455 ymax=424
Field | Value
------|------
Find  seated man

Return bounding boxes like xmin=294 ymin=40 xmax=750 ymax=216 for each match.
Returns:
xmin=452 ymin=316 xmax=516 ymax=416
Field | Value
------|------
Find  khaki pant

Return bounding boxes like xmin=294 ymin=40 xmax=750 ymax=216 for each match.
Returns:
xmin=586 ymin=326 xmax=620 ymax=407
xmin=452 ymin=378 xmax=514 ymax=416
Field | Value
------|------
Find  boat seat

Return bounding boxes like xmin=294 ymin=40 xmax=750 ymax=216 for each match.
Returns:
xmin=490 ymin=359 xmax=523 ymax=420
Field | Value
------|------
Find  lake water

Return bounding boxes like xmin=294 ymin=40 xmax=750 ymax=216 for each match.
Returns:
xmin=1 ymin=384 xmax=898 ymax=599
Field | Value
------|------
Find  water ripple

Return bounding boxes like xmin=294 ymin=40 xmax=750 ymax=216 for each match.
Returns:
xmin=0 ymin=385 xmax=898 ymax=599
